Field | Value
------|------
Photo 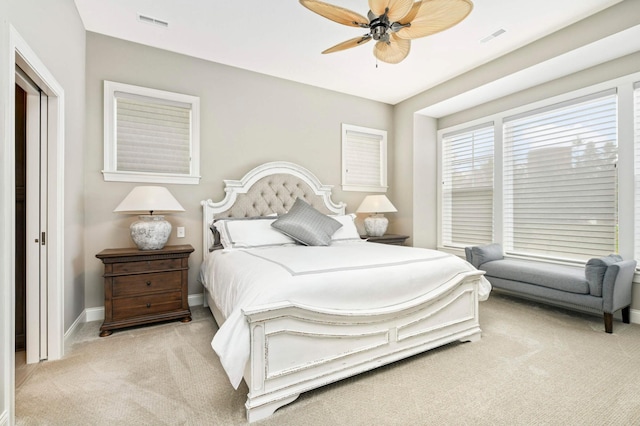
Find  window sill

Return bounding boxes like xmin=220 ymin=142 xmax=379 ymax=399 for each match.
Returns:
xmin=102 ymin=171 xmax=201 ymax=185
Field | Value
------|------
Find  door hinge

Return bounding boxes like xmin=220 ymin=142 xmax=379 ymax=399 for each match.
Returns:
xmin=41 ymin=231 xmax=45 ymax=245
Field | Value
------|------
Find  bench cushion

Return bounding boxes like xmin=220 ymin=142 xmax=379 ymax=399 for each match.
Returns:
xmin=481 ymin=258 xmax=590 ymax=295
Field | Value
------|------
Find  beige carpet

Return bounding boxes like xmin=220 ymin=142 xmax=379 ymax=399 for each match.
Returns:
xmin=16 ymin=293 xmax=640 ymax=425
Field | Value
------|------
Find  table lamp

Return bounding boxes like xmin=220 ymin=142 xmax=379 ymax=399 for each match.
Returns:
xmin=356 ymin=195 xmax=397 ymax=237
xmin=113 ymin=186 xmax=185 ymax=250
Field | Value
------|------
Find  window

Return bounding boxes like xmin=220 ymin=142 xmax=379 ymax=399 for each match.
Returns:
xmin=503 ymin=91 xmax=617 ymax=260
xmin=103 ymin=81 xmax=200 ymax=184
xmin=441 ymin=124 xmax=494 ymax=247
xmin=341 ymin=124 xmax=387 ymax=192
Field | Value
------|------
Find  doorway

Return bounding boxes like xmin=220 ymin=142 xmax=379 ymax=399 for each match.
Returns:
xmin=15 ymin=83 xmax=26 ymax=353
xmin=5 ymin=26 xmax=66 ymax=424
xmin=15 ymin=65 xmax=49 ymax=364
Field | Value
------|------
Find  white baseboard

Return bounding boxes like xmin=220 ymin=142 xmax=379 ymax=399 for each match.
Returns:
xmin=64 ymin=293 xmax=206 ymax=348
xmin=0 ymin=409 xmax=9 ymax=426
xmin=188 ymin=293 xmax=204 ymax=307
xmin=631 ymin=308 xmax=640 ymax=325
xmin=63 ymin=308 xmax=88 ymax=354
xmin=85 ymin=306 xmax=105 ymax=323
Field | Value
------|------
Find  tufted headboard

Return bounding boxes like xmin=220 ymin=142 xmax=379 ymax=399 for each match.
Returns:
xmin=201 ymin=162 xmax=346 ymax=258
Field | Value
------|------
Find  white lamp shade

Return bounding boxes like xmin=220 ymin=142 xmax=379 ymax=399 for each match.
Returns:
xmin=113 ymin=186 xmax=185 ymax=214
xmin=356 ymin=195 xmax=397 ymax=214
xmin=114 ymin=186 xmax=184 ymax=250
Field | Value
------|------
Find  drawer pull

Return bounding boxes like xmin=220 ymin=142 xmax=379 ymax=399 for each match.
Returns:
xmin=146 ymin=303 xmax=151 ymax=308
xmin=146 ymin=281 xmax=152 ymax=286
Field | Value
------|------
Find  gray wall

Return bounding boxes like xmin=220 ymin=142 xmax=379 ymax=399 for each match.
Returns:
xmin=1 ymin=0 xmax=86 ymax=421
xmin=7 ymin=0 xmax=87 ymax=333
xmin=84 ymin=32 xmax=394 ymax=309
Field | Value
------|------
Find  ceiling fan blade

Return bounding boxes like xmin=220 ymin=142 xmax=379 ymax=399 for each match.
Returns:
xmin=373 ymin=34 xmax=411 ymax=64
xmin=369 ymin=0 xmax=414 ymax=22
xmin=322 ymin=35 xmax=372 ymax=54
xmin=397 ymin=1 xmax=422 ymax=24
xmin=300 ymin=0 xmax=369 ymax=27
xmin=396 ymin=0 xmax=473 ymax=40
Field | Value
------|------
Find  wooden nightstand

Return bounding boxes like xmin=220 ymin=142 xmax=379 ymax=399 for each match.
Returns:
xmin=362 ymin=234 xmax=409 ymax=245
xmin=96 ymin=244 xmax=194 ymax=337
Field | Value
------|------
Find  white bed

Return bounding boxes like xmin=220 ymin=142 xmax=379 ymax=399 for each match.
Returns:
xmin=200 ymin=161 xmax=490 ymax=422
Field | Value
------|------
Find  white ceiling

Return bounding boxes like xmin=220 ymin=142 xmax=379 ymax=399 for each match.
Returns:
xmin=73 ymin=0 xmax=626 ymax=105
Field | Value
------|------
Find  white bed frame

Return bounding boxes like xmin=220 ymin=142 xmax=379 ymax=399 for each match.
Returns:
xmin=201 ymin=161 xmax=485 ymax=422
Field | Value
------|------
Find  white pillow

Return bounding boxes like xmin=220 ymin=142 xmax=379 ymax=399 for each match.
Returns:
xmin=214 ymin=217 xmax=296 ymax=249
xmin=331 ymin=214 xmax=363 ymax=242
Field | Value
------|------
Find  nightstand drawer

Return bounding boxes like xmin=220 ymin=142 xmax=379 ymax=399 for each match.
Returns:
xmin=112 ymin=258 xmax=182 ymax=274
xmin=112 ymin=291 xmax=183 ymax=320
xmin=112 ymin=271 xmax=181 ymax=297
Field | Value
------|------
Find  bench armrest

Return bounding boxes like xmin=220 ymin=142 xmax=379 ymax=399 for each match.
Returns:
xmin=465 ymin=243 xmax=503 ymax=269
xmin=602 ymin=259 xmax=637 ymax=313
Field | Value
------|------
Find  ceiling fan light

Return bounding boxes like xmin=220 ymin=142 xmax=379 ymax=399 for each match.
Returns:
xmin=370 ymin=20 xmax=389 ymax=40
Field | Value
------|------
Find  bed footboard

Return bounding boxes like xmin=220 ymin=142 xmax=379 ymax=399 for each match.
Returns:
xmin=242 ymin=270 xmax=484 ymax=422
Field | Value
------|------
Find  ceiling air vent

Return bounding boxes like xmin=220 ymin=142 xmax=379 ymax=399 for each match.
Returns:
xmin=137 ymin=13 xmax=169 ymax=28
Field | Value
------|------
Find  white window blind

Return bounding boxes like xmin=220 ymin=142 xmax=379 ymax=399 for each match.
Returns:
xmin=103 ymin=81 xmax=200 ymax=184
xmin=116 ymin=92 xmax=191 ymax=175
xmin=441 ymin=124 xmax=494 ymax=247
xmin=342 ymin=124 xmax=387 ymax=192
xmin=633 ymin=82 xmax=640 ymax=263
xmin=503 ymin=90 xmax=618 ymax=261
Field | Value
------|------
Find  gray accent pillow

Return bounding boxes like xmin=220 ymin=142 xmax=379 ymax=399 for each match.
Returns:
xmin=271 ymin=198 xmax=342 ymax=246
xmin=585 ymin=254 xmax=622 ymax=297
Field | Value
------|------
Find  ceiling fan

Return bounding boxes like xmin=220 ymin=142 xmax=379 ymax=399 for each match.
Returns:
xmin=299 ymin=0 xmax=474 ymax=64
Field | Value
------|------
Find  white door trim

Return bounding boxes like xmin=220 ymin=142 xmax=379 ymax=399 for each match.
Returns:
xmin=4 ymin=25 xmax=66 ymax=422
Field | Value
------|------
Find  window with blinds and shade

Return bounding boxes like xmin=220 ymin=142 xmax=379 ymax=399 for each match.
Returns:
xmin=115 ymin=94 xmax=191 ymax=175
xmin=441 ymin=124 xmax=494 ymax=247
xmin=103 ymin=81 xmax=200 ymax=184
xmin=341 ymin=124 xmax=387 ymax=192
xmin=503 ymin=90 xmax=618 ymax=261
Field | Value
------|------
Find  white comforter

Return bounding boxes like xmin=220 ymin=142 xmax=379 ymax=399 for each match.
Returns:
xmin=200 ymin=241 xmax=491 ymax=388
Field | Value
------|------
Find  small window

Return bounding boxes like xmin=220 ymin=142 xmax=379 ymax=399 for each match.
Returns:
xmin=341 ymin=123 xmax=387 ymax=192
xmin=103 ymin=81 xmax=200 ymax=184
